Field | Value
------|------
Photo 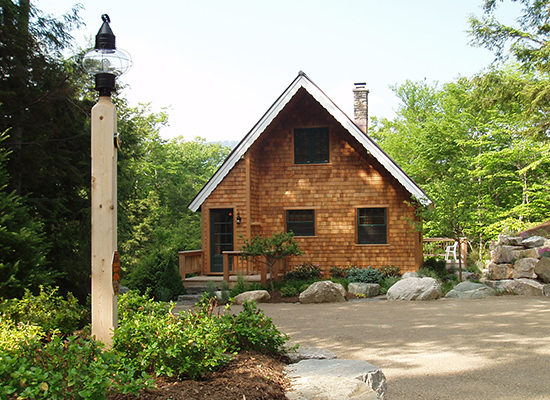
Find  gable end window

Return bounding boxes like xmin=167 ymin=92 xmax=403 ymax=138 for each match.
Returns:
xmin=358 ymin=208 xmax=387 ymax=244
xmin=294 ymin=127 xmax=329 ymax=164
xmin=286 ymin=210 xmax=315 ymax=236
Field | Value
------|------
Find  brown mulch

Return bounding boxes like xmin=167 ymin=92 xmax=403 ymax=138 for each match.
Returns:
xmin=108 ymin=351 xmax=290 ymax=400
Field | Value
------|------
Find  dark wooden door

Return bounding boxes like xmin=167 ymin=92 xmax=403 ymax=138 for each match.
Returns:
xmin=210 ymin=209 xmax=234 ymax=273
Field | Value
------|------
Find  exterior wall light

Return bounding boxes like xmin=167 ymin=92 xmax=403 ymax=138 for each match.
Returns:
xmin=236 ymin=212 xmax=242 ymax=224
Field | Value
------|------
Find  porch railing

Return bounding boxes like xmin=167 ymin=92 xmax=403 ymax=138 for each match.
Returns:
xmin=423 ymin=237 xmax=468 ymax=264
xmin=222 ymin=251 xmax=288 ymax=285
xmin=178 ymin=250 xmax=204 ymax=278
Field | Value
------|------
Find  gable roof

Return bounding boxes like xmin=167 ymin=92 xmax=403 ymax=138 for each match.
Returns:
xmin=189 ymin=71 xmax=432 ymax=211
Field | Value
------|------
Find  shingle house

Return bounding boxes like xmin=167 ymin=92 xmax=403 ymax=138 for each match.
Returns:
xmin=181 ymin=72 xmax=431 ymax=282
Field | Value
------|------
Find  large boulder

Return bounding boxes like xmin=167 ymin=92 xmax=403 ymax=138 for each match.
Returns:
xmin=509 ymin=279 xmax=548 ymax=296
xmin=513 ymin=258 xmax=538 ymax=279
xmin=522 ymin=235 xmax=546 ymax=248
xmin=485 ymin=261 xmax=514 ymax=280
xmin=348 ymin=283 xmax=381 ymax=297
xmin=511 ymin=248 xmax=539 ymax=260
xmin=498 ymin=235 xmax=523 ymax=246
xmin=491 ymin=245 xmax=523 ymax=263
xmin=387 ymin=277 xmax=442 ymax=301
xmin=233 ymin=290 xmax=271 ymax=305
xmin=285 ymin=359 xmax=386 ymax=400
xmin=402 ymin=272 xmax=420 ymax=279
xmin=299 ymin=281 xmax=346 ymax=304
xmin=535 ymin=257 xmax=550 ymax=283
xmin=445 ymin=281 xmax=496 ymax=299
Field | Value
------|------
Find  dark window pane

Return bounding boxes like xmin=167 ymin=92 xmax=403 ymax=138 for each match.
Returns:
xmin=287 ymin=210 xmax=315 ymax=236
xmin=358 ymin=208 xmax=386 ymax=244
xmin=294 ymin=128 xmax=329 ymax=164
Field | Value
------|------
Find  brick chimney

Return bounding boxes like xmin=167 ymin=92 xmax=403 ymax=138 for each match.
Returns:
xmin=353 ymin=82 xmax=369 ymax=133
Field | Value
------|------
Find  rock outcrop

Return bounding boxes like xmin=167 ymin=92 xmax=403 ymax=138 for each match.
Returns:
xmin=387 ymin=277 xmax=442 ymax=301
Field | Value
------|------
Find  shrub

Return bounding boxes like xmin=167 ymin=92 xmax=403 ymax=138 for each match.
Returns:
xmin=280 ymin=285 xmax=299 ymax=297
xmin=115 ymin=294 xmax=231 ymax=379
xmin=379 ymin=265 xmax=401 ymax=278
xmin=330 ymin=277 xmax=350 ymax=290
xmin=0 ymin=286 xmax=86 ymax=336
xmin=229 ymin=275 xmax=265 ymax=297
xmin=283 ymin=263 xmax=322 ymax=281
xmin=0 ymin=334 xmax=153 ymax=399
xmin=423 ymin=257 xmax=447 ymax=279
xmin=223 ymin=301 xmax=293 ymax=355
xmin=329 ymin=266 xmax=348 ymax=278
xmin=346 ymin=266 xmax=383 ymax=284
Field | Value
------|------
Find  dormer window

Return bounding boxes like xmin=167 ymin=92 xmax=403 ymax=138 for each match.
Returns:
xmin=294 ymin=127 xmax=329 ymax=164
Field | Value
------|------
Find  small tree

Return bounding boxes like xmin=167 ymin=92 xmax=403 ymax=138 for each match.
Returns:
xmin=239 ymin=232 xmax=302 ymax=291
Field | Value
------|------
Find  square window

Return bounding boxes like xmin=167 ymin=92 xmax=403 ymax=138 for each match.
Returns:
xmin=358 ymin=208 xmax=387 ymax=244
xmin=294 ymin=128 xmax=329 ymax=164
xmin=287 ymin=210 xmax=315 ymax=236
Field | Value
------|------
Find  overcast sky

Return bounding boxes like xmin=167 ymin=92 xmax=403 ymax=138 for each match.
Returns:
xmin=40 ymin=0 xmax=521 ymax=142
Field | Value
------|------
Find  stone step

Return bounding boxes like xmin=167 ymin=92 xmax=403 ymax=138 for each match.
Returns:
xmin=177 ymin=294 xmax=203 ymax=304
xmin=185 ymin=286 xmax=208 ymax=295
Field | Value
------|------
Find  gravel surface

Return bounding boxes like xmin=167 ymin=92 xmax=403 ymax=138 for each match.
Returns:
xmin=234 ymin=296 xmax=550 ymax=400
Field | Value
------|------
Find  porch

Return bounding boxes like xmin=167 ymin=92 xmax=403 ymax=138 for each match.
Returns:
xmin=422 ymin=237 xmax=468 ymax=265
xmin=178 ymin=250 xmax=287 ymax=289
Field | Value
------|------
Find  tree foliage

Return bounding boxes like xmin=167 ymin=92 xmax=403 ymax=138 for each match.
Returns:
xmin=239 ymin=232 xmax=302 ymax=291
xmin=372 ymin=66 xmax=550 ymax=258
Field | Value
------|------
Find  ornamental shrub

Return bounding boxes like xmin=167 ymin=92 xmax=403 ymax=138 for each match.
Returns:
xmin=379 ymin=265 xmax=402 ymax=278
xmin=283 ymin=263 xmax=321 ymax=281
xmin=346 ymin=266 xmax=383 ymax=284
xmin=422 ymin=257 xmax=447 ymax=279
xmin=329 ymin=266 xmax=349 ymax=278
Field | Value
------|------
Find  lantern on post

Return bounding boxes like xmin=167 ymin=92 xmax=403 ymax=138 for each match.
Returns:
xmin=82 ymin=14 xmax=131 ymax=347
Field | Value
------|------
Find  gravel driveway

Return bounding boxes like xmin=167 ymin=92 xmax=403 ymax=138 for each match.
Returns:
xmin=246 ymin=296 xmax=550 ymax=400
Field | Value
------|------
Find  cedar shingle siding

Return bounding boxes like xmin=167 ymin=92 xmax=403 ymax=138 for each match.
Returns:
xmin=200 ymin=88 xmax=423 ymax=273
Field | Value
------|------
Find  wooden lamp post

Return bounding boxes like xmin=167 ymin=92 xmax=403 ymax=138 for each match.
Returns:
xmin=82 ymin=15 xmax=131 ymax=346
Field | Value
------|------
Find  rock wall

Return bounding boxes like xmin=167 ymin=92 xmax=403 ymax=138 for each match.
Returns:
xmin=482 ymin=235 xmax=550 ymax=296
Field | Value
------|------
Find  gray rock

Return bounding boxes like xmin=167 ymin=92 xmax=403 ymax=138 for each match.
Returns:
xmin=511 ymin=248 xmax=539 ymax=260
xmin=535 ymin=257 xmax=550 ymax=283
xmin=402 ymin=271 xmax=420 ymax=279
xmin=513 ymin=258 xmax=538 ymax=279
xmin=299 ymin=281 xmax=346 ymax=304
xmin=387 ymin=277 xmax=442 ymax=301
xmin=233 ymin=290 xmax=270 ymax=305
xmin=509 ymin=278 xmax=546 ymax=296
xmin=285 ymin=359 xmax=386 ymax=400
xmin=286 ymin=346 xmax=338 ymax=364
xmin=498 ymin=235 xmax=523 ymax=246
xmin=522 ymin=235 xmax=546 ymax=248
xmin=445 ymin=281 xmax=496 ymax=299
xmin=482 ymin=279 xmax=515 ymax=293
xmin=348 ymin=283 xmax=381 ymax=297
xmin=492 ymin=245 xmax=524 ymax=263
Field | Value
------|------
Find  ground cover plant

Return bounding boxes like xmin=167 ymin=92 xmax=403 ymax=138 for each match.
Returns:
xmin=0 ymin=289 xmax=293 ymax=399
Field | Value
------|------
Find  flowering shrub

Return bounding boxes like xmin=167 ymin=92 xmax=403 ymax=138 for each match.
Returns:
xmin=283 ymin=263 xmax=322 ymax=281
xmin=538 ymin=247 xmax=550 ymax=258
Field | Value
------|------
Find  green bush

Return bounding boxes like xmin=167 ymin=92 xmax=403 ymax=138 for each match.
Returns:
xmin=423 ymin=257 xmax=447 ymax=279
xmin=229 ymin=275 xmax=265 ymax=297
xmin=0 ymin=286 xmax=86 ymax=336
xmin=346 ymin=266 xmax=383 ymax=284
xmin=330 ymin=277 xmax=350 ymax=290
xmin=224 ymin=301 xmax=293 ymax=355
xmin=280 ymin=285 xmax=299 ymax=297
xmin=0 ymin=334 xmax=153 ymax=399
xmin=0 ymin=319 xmax=44 ymax=352
xmin=379 ymin=265 xmax=402 ymax=278
xmin=283 ymin=263 xmax=321 ymax=281
xmin=329 ymin=266 xmax=348 ymax=278
xmin=123 ymin=250 xmax=185 ymax=301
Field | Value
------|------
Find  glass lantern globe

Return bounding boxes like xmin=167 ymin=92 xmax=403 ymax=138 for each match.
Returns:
xmin=82 ymin=48 xmax=132 ymax=77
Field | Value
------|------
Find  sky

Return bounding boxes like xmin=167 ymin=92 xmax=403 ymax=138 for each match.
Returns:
xmin=39 ymin=0 xmax=522 ymax=143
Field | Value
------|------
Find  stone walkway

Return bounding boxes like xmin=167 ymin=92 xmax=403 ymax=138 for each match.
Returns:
xmin=230 ymin=296 xmax=550 ymax=400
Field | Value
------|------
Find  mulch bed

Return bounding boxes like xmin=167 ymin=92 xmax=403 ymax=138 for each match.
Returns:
xmin=109 ymin=351 xmax=290 ymax=400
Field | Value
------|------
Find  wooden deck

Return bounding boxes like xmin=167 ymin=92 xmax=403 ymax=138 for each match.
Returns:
xmin=182 ymin=273 xmax=271 ymax=289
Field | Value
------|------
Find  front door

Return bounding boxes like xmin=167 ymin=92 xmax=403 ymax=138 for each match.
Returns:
xmin=210 ymin=209 xmax=234 ymax=273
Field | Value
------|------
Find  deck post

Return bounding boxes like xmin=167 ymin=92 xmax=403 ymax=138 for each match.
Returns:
xmin=223 ymin=252 xmax=230 ymax=283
